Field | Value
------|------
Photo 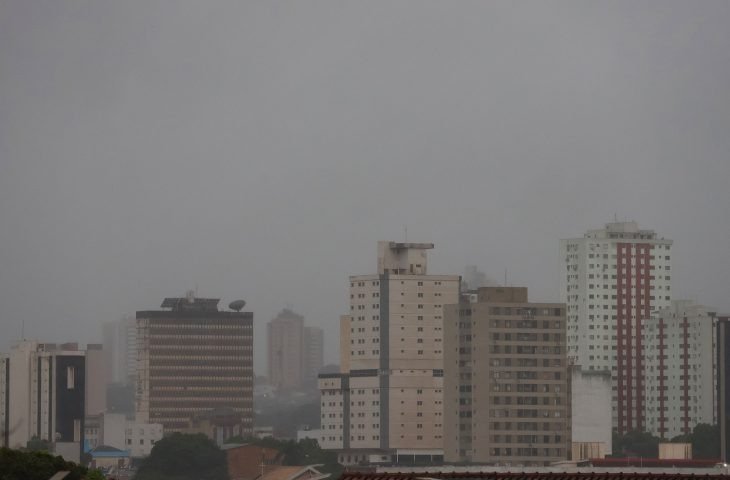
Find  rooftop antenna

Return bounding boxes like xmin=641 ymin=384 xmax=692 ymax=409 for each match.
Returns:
xmin=21 ymin=319 xmax=25 ymax=341
xmin=404 ymin=225 xmax=408 ymax=243
xmin=504 ymin=268 xmax=508 ymax=287
xmin=614 ymin=213 xmax=618 ymax=223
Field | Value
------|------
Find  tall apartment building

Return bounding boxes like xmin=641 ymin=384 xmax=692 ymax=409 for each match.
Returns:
xmin=103 ymin=316 xmax=137 ymax=386
xmin=268 ymin=309 xmax=305 ymax=390
xmin=136 ymin=293 xmax=253 ymax=437
xmin=268 ymin=311 xmax=324 ymax=390
xmin=560 ymin=221 xmax=673 ymax=433
xmin=318 ymin=242 xmax=460 ymax=465
xmin=717 ymin=315 xmax=730 ymax=463
xmin=85 ymin=344 xmax=106 ymax=416
xmin=304 ymin=326 xmax=324 ymax=382
xmin=443 ymin=287 xmax=570 ymax=466
xmin=0 ymin=341 xmax=86 ymax=462
xmin=643 ymin=301 xmax=716 ymax=439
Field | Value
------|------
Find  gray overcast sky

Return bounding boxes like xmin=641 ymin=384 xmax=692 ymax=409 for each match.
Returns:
xmin=1 ymin=1 xmax=729 ymax=372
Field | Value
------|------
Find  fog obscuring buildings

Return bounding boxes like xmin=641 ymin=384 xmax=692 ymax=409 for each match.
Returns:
xmin=267 ymin=309 xmax=324 ymax=390
xmin=103 ymin=316 xmax=137 ymax=386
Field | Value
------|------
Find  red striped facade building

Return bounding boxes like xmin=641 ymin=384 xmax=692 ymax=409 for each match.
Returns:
xmin=560 ymin=222 xmax=672 ymax=434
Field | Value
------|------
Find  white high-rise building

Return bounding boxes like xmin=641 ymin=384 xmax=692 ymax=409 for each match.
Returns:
xmin=319 ymin=242 xmax=460 ymax=465
xmin=643 ymin=300 xmax=717 ymax=439
xmin=560 ymin=221 xmax=672 ymax=434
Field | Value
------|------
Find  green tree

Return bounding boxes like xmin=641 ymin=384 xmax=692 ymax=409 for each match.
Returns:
xmin=612 ymin=430 xmax=660 ymax=458
xmin=134 ymin=433 xmax=228 ymax=480
xmin=672 ymin=424 xmax=720 ymax=459
xmin=25 ymin=436 xmax=51 ymax=452
xmin=0 ymin=447 xmax=88 ymax=480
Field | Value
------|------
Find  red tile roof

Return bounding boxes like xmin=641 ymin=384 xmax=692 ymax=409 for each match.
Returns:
xmin=339 ymin=473 xmax=729 ymax=480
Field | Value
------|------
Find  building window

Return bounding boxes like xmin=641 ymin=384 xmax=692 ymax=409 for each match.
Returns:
xmin=66 ymin=367 xmax=75 ymax=389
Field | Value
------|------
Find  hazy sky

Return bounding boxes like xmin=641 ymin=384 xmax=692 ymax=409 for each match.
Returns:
xmin=1 ymin=1 xmax=729 ymax=372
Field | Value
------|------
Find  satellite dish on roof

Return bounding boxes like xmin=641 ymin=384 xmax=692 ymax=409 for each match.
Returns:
xmin=229 ymin=300 xmax=246 ymax=312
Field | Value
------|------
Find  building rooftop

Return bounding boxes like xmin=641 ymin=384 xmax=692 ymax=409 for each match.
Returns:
xmin=339 ymin=473 xmax=727 ymax=480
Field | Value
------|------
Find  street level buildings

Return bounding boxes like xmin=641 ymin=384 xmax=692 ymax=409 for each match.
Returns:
xmin=560 ymin=221 xmax=673 ymax=434
xmin=318 ymin=241 xmax=460 ymax=464
xmin=643 ymin=300 xmax=717 ymax=439
xmin=135 ymin=293 xmax=253 ymax=437
xmin=443 ymin=287 xmax=570 ymax=466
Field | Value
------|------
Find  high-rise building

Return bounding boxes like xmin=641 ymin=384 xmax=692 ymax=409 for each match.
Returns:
xmin=135 ymin=293 xmax=253 ymax=437
xmin=643 ymin=300 xmax=716 ymax=439
xmin=267 ymin=311 xmax=325 ymax=390
xmin=1 ymin=341 xmax=86 ymax=462
xmin=268 ymin=309 xmax=305 ymax=390
xmin=304 ymin=326 xmax=324 ymax=382
xmin=318 ymin=241 xmax=460 ymax=465
xmin=443 ymin=287 xmax=570 ymax=466
xmin=103 ymin=316 xmax=137 ymax=386
xmin=560 ymin=221 xmax=673 ymax=433
xmin=717 ymin=315 xmax=730 ymax=463
xmin=85 ymin=344 xmax=106 ymax=416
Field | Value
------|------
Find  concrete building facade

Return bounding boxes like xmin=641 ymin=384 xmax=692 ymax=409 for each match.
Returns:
xmin=318 ymin=241 xmax=460 ymax=464
xmin=560 ymin=221 xmax=673 ymax=433
xmin=642 ymin=300 xmax=716 ymax=439
xmin=304 ymin=326 xmax=324 ymax=382
xmin=1 ymin=341 xmax=86 ymax=462
xmin=268 ymin=310 xmax=324 ymax=390
xmin=135 ymin=293 xmax=253 ymax=435
xmin=268 ymin=309 xmax=305 ymax=390
xmin=443 ymin=287 xmax=571 ymax=466
xmin=570 ymin=366 xmax=612 ymax=458
xmin=85 ymin=344 xmax=106 ymax=416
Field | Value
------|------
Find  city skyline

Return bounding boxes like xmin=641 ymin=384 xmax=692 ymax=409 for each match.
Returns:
xmin=1 ymin=1 xmax=730 ymax=375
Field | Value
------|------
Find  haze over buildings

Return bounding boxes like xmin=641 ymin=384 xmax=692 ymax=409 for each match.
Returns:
xmin=1 ymin=2 xmax=730 ymax=369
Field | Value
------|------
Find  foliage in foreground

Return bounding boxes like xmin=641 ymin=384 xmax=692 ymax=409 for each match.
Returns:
xmin=0 ymin=447 xmax=91 ymax=480
xmin=134 ymin=433 xmax=228 ymax=480
xmin=611 ymin=424 xmax=721 ymax=459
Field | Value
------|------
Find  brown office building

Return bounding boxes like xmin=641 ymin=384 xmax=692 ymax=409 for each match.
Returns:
xmin=444 ymin=287 xmax=570 ymax=466
xmin=135 ymin=293 xmax=253 ymax=435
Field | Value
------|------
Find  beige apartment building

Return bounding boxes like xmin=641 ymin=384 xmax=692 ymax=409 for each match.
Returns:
xmin=319 ymin=241 xmax=460 ymax=465
xmin=136 ymin=293 xmax=253 ymax=438
xmin=267 ymin=309 xmax=324 ymax=390
xmin=444 ymin=287 xmax=570 ymax=466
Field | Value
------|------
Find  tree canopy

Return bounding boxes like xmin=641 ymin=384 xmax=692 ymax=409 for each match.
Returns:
xmin=671 ymin=423 xmax=720 ymax=459
xmin=134 ymin=433 xmax=228 ymax=480
xmin=0 ymin=447 xmax=90 ymax=480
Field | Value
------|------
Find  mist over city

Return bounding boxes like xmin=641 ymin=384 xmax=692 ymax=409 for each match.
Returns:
xmin=1 ymin=1 xmax=730 ymax=479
